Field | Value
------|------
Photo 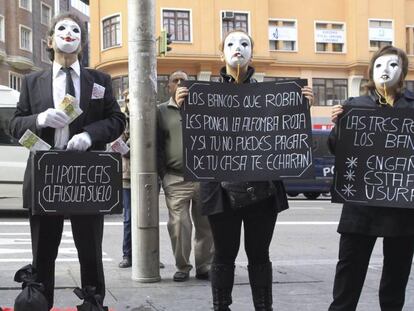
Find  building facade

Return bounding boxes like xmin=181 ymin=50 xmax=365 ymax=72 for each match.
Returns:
xmin=89 ymin=0 xmax=414 ymax=125
xmin=0 ymin=0 xmax=89 ymax=92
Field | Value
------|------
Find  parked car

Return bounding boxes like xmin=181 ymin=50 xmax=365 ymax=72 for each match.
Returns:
xmin=283 ymin=129 xmax=334 ymax=199
xmin=0 ymin=86 xmax=28 ymax=209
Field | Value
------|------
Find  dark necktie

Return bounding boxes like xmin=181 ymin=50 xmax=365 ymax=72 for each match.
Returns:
xmin=61 ymin=67 xmax=75 ymax=97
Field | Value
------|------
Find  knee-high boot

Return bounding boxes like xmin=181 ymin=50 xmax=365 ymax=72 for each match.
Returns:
xmin=210 ymin=263 xmax=235 ymax=311
xmin=248 ymin=262 xmax=273 ymax=311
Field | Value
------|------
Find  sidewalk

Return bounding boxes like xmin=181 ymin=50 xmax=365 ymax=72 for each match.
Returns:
xmin=2 ymin=259 xmax=414 ymax=311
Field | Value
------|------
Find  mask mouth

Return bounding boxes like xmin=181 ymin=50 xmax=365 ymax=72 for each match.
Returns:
xmin=61 ymin=36 xmax=76 ymax=42
xmin=233 ymin=52 xmax=243 ymax=58
xmin=381 ymin=74 xmax=390 ymax=80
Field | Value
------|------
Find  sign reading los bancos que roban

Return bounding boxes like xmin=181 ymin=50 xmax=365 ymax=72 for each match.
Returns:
xmin=31 ymin=151 xmax=122 ymax=215
xmin=332 ymin=106 xmax=414 ymax=209
xmin=181 ymin=80 xmax=314 ymax=182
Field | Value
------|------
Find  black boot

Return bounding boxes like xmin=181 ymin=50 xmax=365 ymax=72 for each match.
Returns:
xmin=248 ymin=262 xmax=273 ymax=311
xmin=210 ymin=263 xmax=235 ymax=311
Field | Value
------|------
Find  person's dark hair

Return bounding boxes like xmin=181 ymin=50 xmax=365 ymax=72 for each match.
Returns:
xmin=46 ymin=12 xmax=88 ymax=62
xmin=219 ymin=29 xmax=254 ymax=55
xmin=365 ymin=45 xmax=408 ymax=94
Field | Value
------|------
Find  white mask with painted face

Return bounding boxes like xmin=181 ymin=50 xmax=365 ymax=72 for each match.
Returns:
xmin=373 ymin=54 xmax=402 ymax=90
xmin=223 ymin=32 xmax=252 ymax=69
xmin=54 ymin=19 xmax=81 ymax=54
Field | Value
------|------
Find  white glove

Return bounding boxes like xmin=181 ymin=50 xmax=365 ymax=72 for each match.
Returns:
xmin=37 ymin=108 xmax=70 ymax=129
xmin=66 ymin=132 xmax=92 ymax=151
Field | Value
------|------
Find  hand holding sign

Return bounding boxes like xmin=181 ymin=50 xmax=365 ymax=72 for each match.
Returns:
xmin=175 ymin=86 xmax=189 ymax=108
xmin=301 ymin=86 xmax=314 ymax=106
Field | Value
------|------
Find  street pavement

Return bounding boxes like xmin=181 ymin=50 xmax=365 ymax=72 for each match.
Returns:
xmin=0 ymin=197 xmax=414 ymax=310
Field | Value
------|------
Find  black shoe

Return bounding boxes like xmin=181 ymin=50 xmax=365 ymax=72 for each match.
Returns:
xmin=118 ymin=257 xmax=132 ymax=268
xmin=159 ymin=262 xmax=165 ymax=269
xmin=196 ymin=271 xmax=210 ymax=280
xmin=173 ymin=271 xmax=189 ymax=282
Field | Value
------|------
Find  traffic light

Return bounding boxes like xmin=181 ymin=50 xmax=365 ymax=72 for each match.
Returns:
xmin=159 ymin=30 xmax=173 ymax=56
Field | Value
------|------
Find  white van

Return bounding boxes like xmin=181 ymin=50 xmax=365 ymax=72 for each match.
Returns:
xmin=0 ymin=85 xmax=28 ymax=209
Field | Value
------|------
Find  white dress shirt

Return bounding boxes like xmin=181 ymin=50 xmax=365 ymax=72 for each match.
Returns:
xmin=52 ymin=60 xmax=81 ymax=149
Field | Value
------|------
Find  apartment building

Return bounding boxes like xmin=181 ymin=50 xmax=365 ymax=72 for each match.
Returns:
xmin=89 ymin=0 xmax=414 ymax=125
xmin=0 ymin=0 xmax=89 ymax=92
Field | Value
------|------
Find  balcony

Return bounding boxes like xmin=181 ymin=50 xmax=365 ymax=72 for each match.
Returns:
xmin=6 ymin=55 xmax=34 ymax=70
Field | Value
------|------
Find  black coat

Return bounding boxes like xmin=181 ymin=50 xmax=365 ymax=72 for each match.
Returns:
xmin=328 ymin=90 xmax=414 ymax=236
xmin=201 ymin=67 xmax=289 ymax=216
xmin=9 ymin=67 xmax=126 ymax=209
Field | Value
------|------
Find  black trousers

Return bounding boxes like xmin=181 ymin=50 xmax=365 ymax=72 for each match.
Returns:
xmin=29 ymin=213 xmax=105 ymax=309
xmin=329 ymin=233 xmax=414 ymax=311
xmin=208 ymin=197 xmax=278 ymax=265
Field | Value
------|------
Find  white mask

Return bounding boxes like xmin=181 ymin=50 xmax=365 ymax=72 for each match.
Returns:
xmin=54 ymin=19 xmax=81 ymax=54
xmin=223 ymin=32 xmax=252 ymax=69
xmin=373 ymin=54 xmax=402 ymax=90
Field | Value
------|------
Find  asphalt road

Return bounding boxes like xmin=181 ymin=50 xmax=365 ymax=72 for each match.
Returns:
xmin=0 ymin=195 xmax=413 ymax=310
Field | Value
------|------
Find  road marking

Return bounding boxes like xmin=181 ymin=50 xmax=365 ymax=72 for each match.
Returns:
xmin=0 ymin=221 xmax=338 ymax=226
xmin=0 ymin=258 xmax=113 ymax=262
xmin=277 ymin=221 xmax=338 ymax=225
xmin=0 ymin=238 xmax=74 ymax=245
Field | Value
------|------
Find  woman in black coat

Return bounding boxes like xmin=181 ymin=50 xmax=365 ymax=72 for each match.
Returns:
xmin=175 ymin=30 xmax=313 ymax=311
xmin=328 ymin=45 xmax=414 ymax=311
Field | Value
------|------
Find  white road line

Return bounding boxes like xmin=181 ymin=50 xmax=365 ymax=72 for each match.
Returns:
xmin=0 ymin=258 xmax=113 ymax=262
xmin=0 ymin=221 xmax=338 ymax=226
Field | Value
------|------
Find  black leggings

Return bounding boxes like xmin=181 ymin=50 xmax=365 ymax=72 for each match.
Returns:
xmin=208 ymin=197 xmax=278 ymax=265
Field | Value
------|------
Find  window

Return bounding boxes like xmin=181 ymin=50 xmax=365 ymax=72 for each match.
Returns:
xmin=369 ymin=19 xmax=393 ymax=50
xmin=19 ymin=0 xmax=31 ymax=11
xmin=162 ymin=9 xmax=191 ymax=42
xmin=406 ymin=81 xmax=414 ymax=93
xmin=313 ymin=78 xmax=347 ymax=106
xmin=222 ymin=11 xmax=248 ymax=37
xmin=263 ymin=77 xmax=299 ymax=82
xmin=268 ymin=20 xmax=297 ymax=51
xmin=41 ymin=3 xmax=51 ymax=26
xmin=112 ymin=76 xmax=129 ymax=101
xmin=19 ymin=25 xmax=32 ymax=52
xmin=102 ymin=15 xmax=121 ymax=49
xmin=71 ymin=0 xmax=90 ymax=16
xmin=359 ymin=79 xmax=369 ymax=95
xmin=41 ymin=40 xmax=50 ymax=63
xmin=315 ymin=22 xmax=345 ymax=53
xmin=157 ymin=75 xmax=169 ymax=104
xmin=9 ymin=72 xmax=22 ymax=92
xmin=406 ymin=26 xmax=414 ymax=55
xmin=0 ymin=15 xmax=4 ymax=42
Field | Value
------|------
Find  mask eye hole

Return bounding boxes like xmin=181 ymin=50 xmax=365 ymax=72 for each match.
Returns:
xmin=227 ymin=42 xmax=233 ymax=47
xmin=241 ymin=42 xmax=248 ymax=47
xmin=375 ymin=63 xmax=381 ymax=68
xmin=390 ymin=62 xmax=398 ymax=68
xmin=73 ymin=28 xmax=80 ymax=34
xmin=58 ymin=26 xmax=65 ymax=31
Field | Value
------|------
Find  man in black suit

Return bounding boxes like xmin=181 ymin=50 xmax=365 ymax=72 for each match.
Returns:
xmin=9 ymin=13 xmax=125 ymax=309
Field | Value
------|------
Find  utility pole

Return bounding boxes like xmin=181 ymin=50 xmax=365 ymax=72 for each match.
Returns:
xmin=128 ymin=0 xmax=160 ymax=282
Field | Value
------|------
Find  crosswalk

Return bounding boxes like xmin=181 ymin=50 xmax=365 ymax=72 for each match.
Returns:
xmin=0 ymin=230 xmax=112 ymax=263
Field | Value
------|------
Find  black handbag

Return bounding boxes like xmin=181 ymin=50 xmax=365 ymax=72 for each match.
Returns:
xmin=14 ymin=264 xmax=48 ymax=311
xmin=221 ymin=181 xmax=275 ymax=210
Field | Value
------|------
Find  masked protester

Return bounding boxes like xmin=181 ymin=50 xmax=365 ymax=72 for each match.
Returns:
xmin=9 ymin=13 xmax=125 ymax=310
xmin=328 ymin=45 xmax=414 ymax=311
xmin=175 ymin=30 xmax=313 ymax=311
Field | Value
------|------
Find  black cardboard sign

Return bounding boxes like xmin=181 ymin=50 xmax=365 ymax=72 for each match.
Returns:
xmin=332 ymin=106 xmax=414 ymax=208
xmin=31 ymin=150 xmax=122 ymax=215
xmin=181 ymin=80 xmax=314 ymax=181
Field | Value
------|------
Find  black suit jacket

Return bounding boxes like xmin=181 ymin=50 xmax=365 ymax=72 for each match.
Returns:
xmin=9 ymin=67 xmax=126 ymax=209
xmin=328 ymin=90 xmax=414 ymax=236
